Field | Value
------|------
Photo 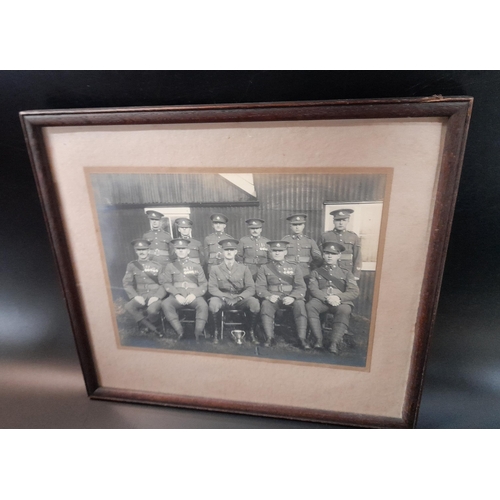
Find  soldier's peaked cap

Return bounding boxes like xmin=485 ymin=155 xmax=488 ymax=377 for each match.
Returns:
xmin=219 ymin=238 xmax=239 ymax=249
xmin=330 ymin=208 xmax=354 ymax=220
xmin=245 ymin=218 xmax=264 ymax=228
xmin=210 ymin=213 xmax=228 ymax=223
xmin=268 ymin=240 xmax=289 ymax=250
xmin=131 ymin=239 xmax=151 ymax=249
xmin=175 ymin=217 xmax=193 ymax=227
xmin=146 ymin=210 xmax=163 ymax=220
xmin=287 ymin=213 xmax=307 ymax=223
xmin=171 ymin=238 xmax=190 ymax=248
xmin=322 ymin=242 xmax=345 ymax=254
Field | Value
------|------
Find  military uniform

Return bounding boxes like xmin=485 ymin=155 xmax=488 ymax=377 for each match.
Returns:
xmin=123 ymin=239 xmax=166 ymax=334
xmin=174 ymin=218 xmax=205 ymax=266
xmin=319 ymin=209 xmax=362 ymax=279
xmin=143 ymin=210 xmax=173 ymax=266
xmin=282 ymin=234 xmax=323 ymax=278
xmin=282 ymin=214 xmax=322 ymax=279
xmin=237 ymin=218 xmax=270 ymax=279
xmin=208 ymin=239 xmax=260 ymax=344
xmin=159 ymin=239 xmax=208 ymax=341
xmin=203 ymin=213 xmax=234 ymax=273
xmin=306 ymin=241 xmax=359 ymax=353
xmin=255 ymin=240 xmax=309 ymax=348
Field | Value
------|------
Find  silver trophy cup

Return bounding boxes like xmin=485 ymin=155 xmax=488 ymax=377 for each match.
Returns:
xmin=231 ymin=329 xmax=246 ymax=345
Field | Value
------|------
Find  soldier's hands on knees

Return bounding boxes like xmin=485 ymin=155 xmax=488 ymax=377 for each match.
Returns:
xmin=148 ymin=297 xmax=159 ymax=306
xmin=282 ymin=296 xmax=295 ymax=306
xmin=226 ymin=298 xmax=237 ymax=307
xmin=327 ymin=295 xmax=341 ymax=307
xmin=269 ymin=295 xmax=280 ymax=303
xmin=175 ymin=294 xmax=186 ymax=305
xmin=134 ymin=296 xmax=146 ymax=306
xmin=185 ymin=294 xmax=196 ymax=304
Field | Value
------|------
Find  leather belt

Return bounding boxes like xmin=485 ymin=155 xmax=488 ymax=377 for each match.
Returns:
xmin=138 ymin=284 xmax=160 ymax=292
xmin=150 ymin=249 xmax=170 ymax=256
xmin=173 ymin=282 xmax=198 ymax=289
xmin=269 ymin=284 xmax=293 ymax=293
xmin=286 ymin=256 xmax=310 ymax=263
xmin=189 ymin=258 xmax=201 ymax=264
xmin=244 ymin=258 xmax=267 ymax=264
xmin=339 ymin=254 xmax=353 ymax=261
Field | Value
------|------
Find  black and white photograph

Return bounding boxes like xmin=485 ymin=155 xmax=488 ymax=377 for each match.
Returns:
xmin=18 ymin=96 xmax=472 ymax=427
xmin=89 ymin=170 xmax=389 ymax=368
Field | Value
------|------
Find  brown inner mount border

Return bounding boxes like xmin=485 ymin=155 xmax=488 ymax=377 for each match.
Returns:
xmin=20 ymin=97 xmax=473 ymax=428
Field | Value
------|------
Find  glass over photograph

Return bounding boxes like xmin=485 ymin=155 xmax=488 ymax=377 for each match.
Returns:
xmin=88 ymin=171 xmax=390 ymax=368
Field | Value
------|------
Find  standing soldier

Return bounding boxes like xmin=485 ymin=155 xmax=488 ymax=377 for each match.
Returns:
xmin=306 ymin=242 xmax=359 ymax=354
xmin=282 ymin=213 xmax=323 ymax=281
xmin=237 ymin=218 xmax=270 ymax=279
xmin=255 ymin=241 xmax=309 ymax=349
xmin=143 ymin=210 xmax=173 ymax=266
xmin=159 ymin=238 xmax=208 ymax=342
xmin=208 ymin=239 xmax=260 ymax=345
xmin=174 ymin=217 xmax=205 ymax=266
xmin=203 ymin=213 xmax=234 ymax=274
xmin=123 ymin=239 xmax=166 ymax=335
xmin=319 ymin=209 xmax=362 ymax=280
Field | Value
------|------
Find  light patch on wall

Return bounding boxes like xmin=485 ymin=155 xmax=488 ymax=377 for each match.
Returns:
xmin=219 ymin=174 xmax=256 ymax=197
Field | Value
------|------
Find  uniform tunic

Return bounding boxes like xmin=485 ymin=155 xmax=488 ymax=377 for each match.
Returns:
xmin=308 ymin=264 xmax=359 ymax=306
xmin=173 ymin=237 xmax=205 ymax=266
xmin=282 ymin=234 xmax=322 ymax=279
xmin=255 ymin=261 xmax=307 ymax=301
xmin=122 ymin=259 xmax=166 ymax=323
xmin=306 ymin=264 xmax=359 ymax=337
xmin=319 ymin=230 xmax=362 ymax=279
xmin=143 ymin=229 xmax=173 ymax=265
xmin=159 ymin=257 xmax=208 ymax=323
xmin=255 ymin=260 xmax=308 ymax=339
xmin=208 ymin=261 xmax=259 ymax=314
xmin=203 ymin=232 xmax=234 ymax=270
xmin=237 ymin=235 xmax=270 ymax=278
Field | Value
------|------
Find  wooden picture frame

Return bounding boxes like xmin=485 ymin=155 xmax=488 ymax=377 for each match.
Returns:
xmin=20 ymin=97 xmax=473 ymax=428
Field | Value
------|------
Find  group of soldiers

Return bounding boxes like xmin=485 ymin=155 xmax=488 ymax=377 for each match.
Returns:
xmin=122 ymin=208 xmax=362 ymax=355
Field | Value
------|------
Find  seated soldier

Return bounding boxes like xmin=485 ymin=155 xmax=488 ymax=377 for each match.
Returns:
xmin=306 ymin=242 xmax=360 ymax=354
xmin=255 ymin=240 xmax=309 ymax=349
xmin=122 ymin=239 xmax=166 ymax=335
xmin=208 ymin=238 xmax=260 ymax=345
xmin=159 ymin=238 xmax=208 ymax=342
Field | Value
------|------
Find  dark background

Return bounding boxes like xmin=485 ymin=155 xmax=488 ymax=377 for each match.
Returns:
xmin=1 ymin=70 xmax=499 ymax=428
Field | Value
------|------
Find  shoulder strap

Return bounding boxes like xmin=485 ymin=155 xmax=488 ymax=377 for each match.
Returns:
xmin=173 ymin=260 xmax=198 ymax=283
xmin=315 ymin=267 xmax=346 ymax=292
xmin=267 ymin=262 xmax=294 ymax=285
xmin=132 ymin=260 xmax=159 ymax=284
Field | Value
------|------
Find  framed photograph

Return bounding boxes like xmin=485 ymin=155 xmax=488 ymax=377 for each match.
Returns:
xmin=21 ymin=97 xmax=472 ymax=428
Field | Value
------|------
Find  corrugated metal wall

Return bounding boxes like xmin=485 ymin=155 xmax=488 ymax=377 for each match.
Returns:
xmin=93 ymin=173 xmax=386 ymax=319
xmin=91 ymin=173 xmax=256 ymax=206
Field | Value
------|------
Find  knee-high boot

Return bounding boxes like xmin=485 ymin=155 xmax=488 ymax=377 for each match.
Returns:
xmin=247 ymin=312 xmax=260 ymax=345
xmin=139 ymin=318 xmax=161 ymax=335
xmin=262 ymin=315 xmax=275 ymax=347
xmin=330 ymin=324 xmax=347 ymax=355
xmin=296 ymin=316 xmax=310 ymax=350
xmin=308 ymin=316 xmax=324 ymax=349
xmin=167 ymin=317 xmax=184 ymax=339
xmin=211 ymin=312 xmax=220 ymax=344
xmin=194 ymin=319 xmax=207 ymax=342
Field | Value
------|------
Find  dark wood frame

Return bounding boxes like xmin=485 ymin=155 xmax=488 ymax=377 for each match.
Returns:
xmin=20 ymin=97 xmax=473 ymax=428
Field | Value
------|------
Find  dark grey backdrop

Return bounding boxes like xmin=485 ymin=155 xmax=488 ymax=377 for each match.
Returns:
xmin=1 ymin=70 xmax=499 ymax=428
